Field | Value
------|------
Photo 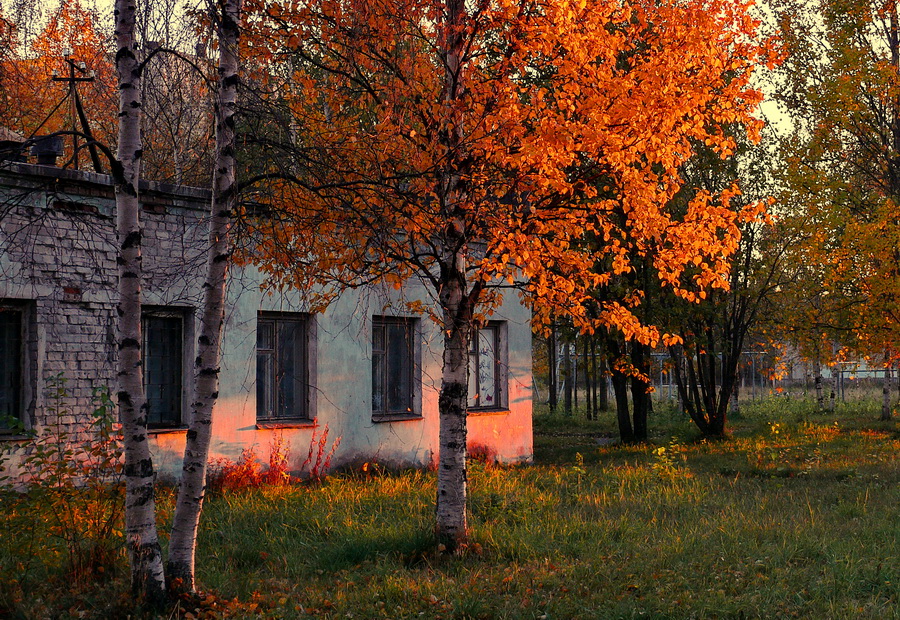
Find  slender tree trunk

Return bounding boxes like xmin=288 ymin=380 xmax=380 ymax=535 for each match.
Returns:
xmin=597 ymin=349 xmax=607 ymax=412
xmin=630 ymin=341 xmax=649 ymax=441
xmin=114 ymin=0 xmax=166 ymax=607
xmin=435 ymin=0 xmax=470 ymax=551
xmin=730 ymin=380 xmax=740 ymax=415
xmin=564 ymin=336 xmax=573 ymax=415
xmin=167 ymin=0 xmax=242 ymax=592
xmin=583 ymin=336 xmax=593 ymax=420
xmin=548 ymin=326 xmax=557 ymax=413
xmin=814 ymin=358 xmax=824 ymax=411
xmin=436 ymin=264 xmax=472 ymax=550
xmin=829 ymin=364 xmax=838 ymax=413
xmin=611 ymin=369 xmax=632 ymax=442
xmin=609 ymin=339 xmax=633 ymax=442
xmin=572 ymin=336 xmax=578 ymax=411
xmin=670 ymin=345 xmax=712 ymax=435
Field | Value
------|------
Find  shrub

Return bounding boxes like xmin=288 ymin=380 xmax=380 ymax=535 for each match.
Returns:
xmin=207 ymin=427 xmax=341 ymax=492
xmin=4 ymin=374 xmax=124 ymax=592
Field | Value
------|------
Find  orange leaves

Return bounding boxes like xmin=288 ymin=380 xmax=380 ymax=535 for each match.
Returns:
xmin=237 ymin=0 xmax=769 ymax=340
xmin=0 ymin=0 xmax=115 ymax=165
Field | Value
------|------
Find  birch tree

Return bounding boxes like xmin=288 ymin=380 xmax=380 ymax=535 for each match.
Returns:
xmin=239 ymin=0 xmax=769 ymax=549
xmin=113 ymin=0 xmax=166 ymax=606
xmin=167 ymin=0 xmax=243 ymax=591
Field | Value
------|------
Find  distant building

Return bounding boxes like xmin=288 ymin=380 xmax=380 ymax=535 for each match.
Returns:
xmin=0 ymin=161 xmax=533 ymax=479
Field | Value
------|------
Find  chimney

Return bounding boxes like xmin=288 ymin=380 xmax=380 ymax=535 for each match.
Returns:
xmin=30 ymin=136 xmax=65 ymax=166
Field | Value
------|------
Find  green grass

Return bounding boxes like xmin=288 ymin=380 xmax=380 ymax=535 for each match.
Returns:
xmin=3 ymin=398 xmax=899 ymax=618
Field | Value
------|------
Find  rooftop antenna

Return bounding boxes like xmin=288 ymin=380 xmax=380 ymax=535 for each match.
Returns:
xmin=51 ymin=49 xmax=104 ymax=173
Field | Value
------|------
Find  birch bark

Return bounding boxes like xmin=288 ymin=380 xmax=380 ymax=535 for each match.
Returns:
xmin=167 ymin=0 xmax=242 ymax=591
xmin=435 ymin=0 xmax=471 ymax=550
xmin=813 ymin=358 xmax=824 ymax=411
xmin=829 ymin=364 xmax=838 ymax=412
xmin=436 ymin=269 xmax=472 ymax=550
xmin=114 ymin=0 xmax=166 ymax=606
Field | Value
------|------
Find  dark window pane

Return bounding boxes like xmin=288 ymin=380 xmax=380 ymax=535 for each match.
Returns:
xmin=257 ymin=321 xmax=274 ymax=350
xmin=0 ymin=309 xmax=22 ymax=427
xmin=257 ymin=315 xmax=307 ymax=420
xmin=478 ymin=327 xmax=497 ymax=406
xmin=386 ymin=323 xmax=411 ymax=412
xmin=257 ymin=351 xmax=274 ymax=418
xmin=143 ymin=314 xmax=183 ymax=427
xmin=372 ymin=349 xmax=384 ymax=412
xmin=372 ymin=318 xmax=415 ymax=415
xmin=277 ymin=321 xmax=303 ymax=418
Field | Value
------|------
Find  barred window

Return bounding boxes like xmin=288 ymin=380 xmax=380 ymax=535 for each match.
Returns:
xmin=142 ymin=310 xmax=186 ymax=428
xmin=257 ymin=314 xmax=309 ymax=421
xmin=372 ymin=317 xmax=418 ymax=418
xmin=468 ymin=323 xmax=506 ymax=410
xmin=0 ymin=304 xmax=23 ymax=430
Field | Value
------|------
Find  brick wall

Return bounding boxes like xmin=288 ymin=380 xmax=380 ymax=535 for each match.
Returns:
xmin=0 ymin=163 xmax=209 ymax=446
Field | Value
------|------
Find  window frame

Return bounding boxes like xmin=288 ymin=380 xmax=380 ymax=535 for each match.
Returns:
xmin=467 ymin=321 xmax=508 ymax=412
xmin=256 ymin=312 xmax=313 ymax=423
xmin=371 ymin=316 xmax=421 ymax=421
xmin=0 ymin=301 xmax=28 ymax=433
xmin=141 ymin=307 xmax=191 ymax=430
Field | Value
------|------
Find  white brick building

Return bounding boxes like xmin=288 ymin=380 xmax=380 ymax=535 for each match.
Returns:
xmin=0 ymin=162 xmax=533 ymax=479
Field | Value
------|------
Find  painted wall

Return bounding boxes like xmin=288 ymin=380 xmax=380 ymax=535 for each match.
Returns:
xmin=0 ymin=162 xmax=533 ymax=480
xmin=152 ymin=270 xmax=534 ymax=476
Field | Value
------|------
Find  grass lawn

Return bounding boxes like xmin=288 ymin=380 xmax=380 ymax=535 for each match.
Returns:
xmin=2 ymin=398 xmax=899 ymax=618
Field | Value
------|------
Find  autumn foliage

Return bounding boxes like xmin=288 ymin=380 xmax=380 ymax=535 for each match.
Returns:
xmin=238 ymin=0 xmax=772 ymax=343
xmin=773 ymin=0 xmax=900 ymax=367
xmin=0 ymin=0 xmax=116 ymax=163
xmin=206 ymin=428 xmax=341 ymax=492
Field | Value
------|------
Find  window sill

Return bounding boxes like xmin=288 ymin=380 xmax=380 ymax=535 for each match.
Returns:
xmin=148 ymin=426 xmax=188 ymax=435
xmin=467 ymin=408 xmax=510 ymax=417
xmin=256 ymin=420 xmax=317 ymax=430
xmin=372 ymin=413 xmax=422 ymax=423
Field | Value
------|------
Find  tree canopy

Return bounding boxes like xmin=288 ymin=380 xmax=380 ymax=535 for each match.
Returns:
xmin=238 ymin=0 xmax=772 ymax=343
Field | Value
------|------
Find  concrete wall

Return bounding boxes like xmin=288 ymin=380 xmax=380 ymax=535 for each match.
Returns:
xmin=0 ymin=162 xmax=532 ymax=479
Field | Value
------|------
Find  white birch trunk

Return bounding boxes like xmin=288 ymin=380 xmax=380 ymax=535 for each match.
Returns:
xmin=813 ymin=358 xmax=824 ymax=411
xmin=114 ymin=0 xmax=166 ymax=606
xmin=435 ymin=0 xmax=470 ymax=550
xmin=436 ymin=267 xmax=470 ymax=550
xmin=829 ymin=364 xmax=838 ymax=413
xmin=167 ymin=0 xmax=242 ymax=591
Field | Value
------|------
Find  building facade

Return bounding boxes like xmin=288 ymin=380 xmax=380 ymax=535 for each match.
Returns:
xmin=0 ymin=162 xmax=533 ymax=479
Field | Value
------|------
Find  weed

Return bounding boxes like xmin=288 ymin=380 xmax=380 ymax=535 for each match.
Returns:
xmin=468 ymin=443 xmax=497 ymax=467
xmin=300 ymin=424 xmax=341 ymax=482
xmin=207 ymin=434 xmax=295 ymax=493
xmin=208 ymin=426 xmax=342 ymax=492
xmin=651 ymin=438 xmax=685 ymax=480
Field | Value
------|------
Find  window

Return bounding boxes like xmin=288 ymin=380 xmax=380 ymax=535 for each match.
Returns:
xmin=142 ymin=310 xmax=185 ymax=428
xmin=468 ymin=323 xmax=505 ymax=410
xmin=257 ymin=314 xmax=309 ymax=421
xmin=0 ymin=304 xmax=23 ymax=431
xmin=372 ymin=317 xmax=418 ymax=418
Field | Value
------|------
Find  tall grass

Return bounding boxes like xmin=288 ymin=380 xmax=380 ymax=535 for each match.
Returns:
xmin=2 ymin=398 xmax=898 ymax=618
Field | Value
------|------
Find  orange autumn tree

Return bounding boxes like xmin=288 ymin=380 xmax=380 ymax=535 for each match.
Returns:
xmin=770 ymin=0 xmax=900 ymax=419
xmin=238 ymin=0 xmax=769 ymax=548
xmin=0 ymin=0 xmax=117 ymax=167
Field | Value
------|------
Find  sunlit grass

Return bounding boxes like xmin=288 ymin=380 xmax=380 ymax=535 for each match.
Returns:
xmin=2 ymin=398 xmax=898 ymax=618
